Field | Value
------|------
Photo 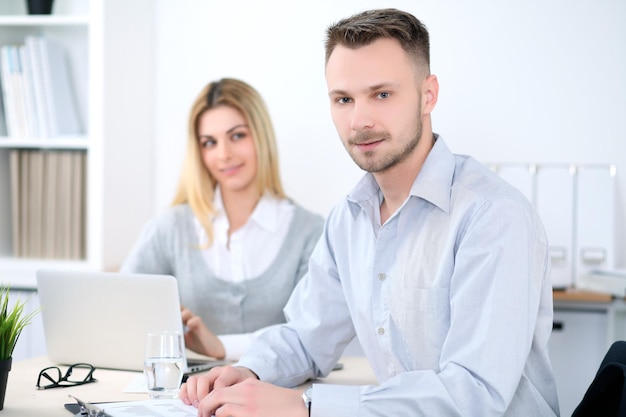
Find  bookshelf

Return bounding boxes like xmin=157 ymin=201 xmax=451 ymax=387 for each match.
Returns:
xmin=0 ymin=0 xmax=155 ymax=289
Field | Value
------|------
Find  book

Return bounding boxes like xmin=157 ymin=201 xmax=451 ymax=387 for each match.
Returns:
xmin=42 ymin=151 xmax=58 ymax=258
xmin=27 ymin=150 xmax=44 ymax=258
xmin=9 ymin=150 xmax=20 ymax=255
xmin=578 ymin=269 xmax=626 ymax=298
xmin=24 ymin=36 xmax=49 ymax=137
xmin=70 ymin=151 xmax=85 ymax=259
xmin=18 ymin=44 xmax=40 ymax=138
xmin=38 ymin=37 xmax=81 ymax=137
xmin=0 ymin=45 xmax=18 ymax=138
xmin=56 ymin=151 xmax=72 ymax=258
xmin=8 ymin=45 xmax=29 ymax=138
xmin=0 ymin=59 xmax=8 ymax=137
xmin=18 ymin=150 xmax=29 ymax=257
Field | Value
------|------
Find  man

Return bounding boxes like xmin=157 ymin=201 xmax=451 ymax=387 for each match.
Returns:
xmin=180 ymin=8 xmax=559 ymax=417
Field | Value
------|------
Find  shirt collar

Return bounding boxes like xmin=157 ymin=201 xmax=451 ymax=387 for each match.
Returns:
xmin=347 ymin=133 xmax=454 ymax=215
xmin=249 ymin=194 xmax=281 ymax=233
xmin=213 ymin=186 xmax=280 ymax=233
xmin=411 ymin=134 xmax=454 ymax=213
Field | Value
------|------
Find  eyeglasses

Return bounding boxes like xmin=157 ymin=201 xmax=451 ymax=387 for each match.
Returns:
xmin=36 ymin=363 xmax=97 ymax=390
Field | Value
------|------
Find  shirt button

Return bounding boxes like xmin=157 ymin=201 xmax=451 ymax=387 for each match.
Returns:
xmin=378 ymin=273 xmax=386 ymax=281
xmin=377 ymin=327 xmax=385 ymax=335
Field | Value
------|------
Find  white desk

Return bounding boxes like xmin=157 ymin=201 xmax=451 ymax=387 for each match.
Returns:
xmin=551 ymin=289 xmax=626 ymax=417
xmin=3 ymin=356 xmax=376 ymax=416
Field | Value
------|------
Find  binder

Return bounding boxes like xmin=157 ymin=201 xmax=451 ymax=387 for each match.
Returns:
xmin=578 ymin=270 xmax=626 ymax=298
xmin=38 ymin=37 xmax=81 ymax=136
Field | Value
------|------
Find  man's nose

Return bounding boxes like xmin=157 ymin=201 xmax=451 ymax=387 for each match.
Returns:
xmin=350 ymin=101 xmax=375 ymax=131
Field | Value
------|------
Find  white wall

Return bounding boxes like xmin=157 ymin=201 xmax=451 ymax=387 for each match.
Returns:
xmin=151 ymin=0 xmax=626 ymax=265
xmin=102 ymin=0 xmax=156 ymax=270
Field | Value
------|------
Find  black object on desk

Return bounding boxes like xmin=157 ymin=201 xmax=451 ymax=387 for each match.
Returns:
xmin=65 ymin=395 xmax=113 ymax=416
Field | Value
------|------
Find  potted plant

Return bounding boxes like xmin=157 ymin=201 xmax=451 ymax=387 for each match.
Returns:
xmin=0 ymin=286 xmax=40 ymax=410
xmin=26 ymin=0 xmax=55 ymax=15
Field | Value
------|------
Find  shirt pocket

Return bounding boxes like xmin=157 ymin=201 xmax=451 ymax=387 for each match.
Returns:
xmin=390 ymin=287 xmax=450 ymax=369
xmin=398 ymin=286 xmax=450 ymax=313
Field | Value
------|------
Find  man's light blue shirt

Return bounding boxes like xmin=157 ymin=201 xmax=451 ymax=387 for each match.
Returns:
xmin=237 ymin=136 xmax=560 ymax=416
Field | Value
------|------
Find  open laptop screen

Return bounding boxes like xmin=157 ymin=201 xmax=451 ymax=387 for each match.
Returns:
xmin=36 ymin=269 xmax=226 ymax=373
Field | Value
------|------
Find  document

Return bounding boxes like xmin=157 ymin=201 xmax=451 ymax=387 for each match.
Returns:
xmin=74 ymin=399 xmax=199 ymax=417
xmin=123 ymin=373 xmax=149 ymax=393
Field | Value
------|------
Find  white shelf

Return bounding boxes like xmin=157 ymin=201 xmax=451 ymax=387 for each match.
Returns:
xmin=0 ymin=137 xmax=90 ymax=149
xmin=0 ymin=257 xmax=96 ymax=288
xmin=0 ymin=15 xmax=90 ymax=26
xmin=0 ymin=1 xmax=97 ymax=276
xmin=0 ymin=0 xmax=156 ymax=279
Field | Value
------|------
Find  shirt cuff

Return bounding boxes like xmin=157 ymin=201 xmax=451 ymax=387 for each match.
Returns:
xmin=219 ymin=327 xmax=270 ymax=360
xmin=218 ymin=333 xmax=254 ymax=360
xmin=311 ymin=383 xmax=361 ymax=417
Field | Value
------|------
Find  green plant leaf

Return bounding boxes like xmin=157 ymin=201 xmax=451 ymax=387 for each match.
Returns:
xmin=0 ymin=286 xmax=41 ymax=360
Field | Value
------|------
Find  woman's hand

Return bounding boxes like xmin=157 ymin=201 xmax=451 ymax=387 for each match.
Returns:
xmin=181 ymin=305 xmax=226 ymax=360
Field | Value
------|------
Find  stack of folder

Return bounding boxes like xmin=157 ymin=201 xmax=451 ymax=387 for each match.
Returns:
xmin=9 ymin=149 xmax=86 ymax=259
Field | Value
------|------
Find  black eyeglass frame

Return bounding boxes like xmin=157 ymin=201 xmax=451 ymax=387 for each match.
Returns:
xmin=36 ymin=363 xmax=97 ymax=390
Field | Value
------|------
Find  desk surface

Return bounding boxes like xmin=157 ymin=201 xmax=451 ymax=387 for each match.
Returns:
xmin=4 ymin=355 xmax=376 ymax=416
xmin=553 ymin=288 xmax=613 ymax=303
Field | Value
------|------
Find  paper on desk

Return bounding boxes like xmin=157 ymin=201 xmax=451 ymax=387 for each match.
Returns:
xmin=92 ymin=399 xmax=198 ymax=417
xmin=124 ymin=373 xmax=149 ymax=393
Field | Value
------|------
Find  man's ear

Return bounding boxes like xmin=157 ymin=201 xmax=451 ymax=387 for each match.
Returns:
xmin=421 ymin=74 xmax=439 ymax=115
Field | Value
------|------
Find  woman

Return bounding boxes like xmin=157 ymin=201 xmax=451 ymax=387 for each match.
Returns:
xmin=120 ymin=78 xmax=324 ymax=360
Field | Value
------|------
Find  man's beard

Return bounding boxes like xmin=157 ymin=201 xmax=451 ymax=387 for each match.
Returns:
xmin=346 ymin=121 xmax=422 ymax=173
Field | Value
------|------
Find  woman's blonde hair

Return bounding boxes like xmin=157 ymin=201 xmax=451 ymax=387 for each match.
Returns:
xmin=171 ymin=78 xmax=286 ymax=246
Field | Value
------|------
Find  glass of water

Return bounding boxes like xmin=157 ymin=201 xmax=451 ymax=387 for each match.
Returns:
xmin=143 ymin=331 xmax=185 ymax=399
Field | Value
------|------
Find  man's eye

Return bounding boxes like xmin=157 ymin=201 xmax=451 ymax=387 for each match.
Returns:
xmin=337 ymin=97 xmax=352 ymax=104
xmin=378 ymin=92 xmax=390 ymax=99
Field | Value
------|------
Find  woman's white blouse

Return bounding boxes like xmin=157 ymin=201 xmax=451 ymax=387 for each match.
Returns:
xmin=195 ymin=187 xmax=295 ymax=283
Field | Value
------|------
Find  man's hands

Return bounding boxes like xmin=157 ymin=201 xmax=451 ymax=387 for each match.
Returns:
xmin=180 ymin=365 xmax=256 ymax=407
xmin=180 ymin=366 xmax=309 ymax=417
xmin=178 ymin=308 xmax=309 ymax=416
xmin=181 ymin=305 xmax=226 ymax=360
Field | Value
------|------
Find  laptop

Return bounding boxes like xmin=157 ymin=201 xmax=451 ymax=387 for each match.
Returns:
xmin=36 ymin=269 xmax=230 ymax=375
